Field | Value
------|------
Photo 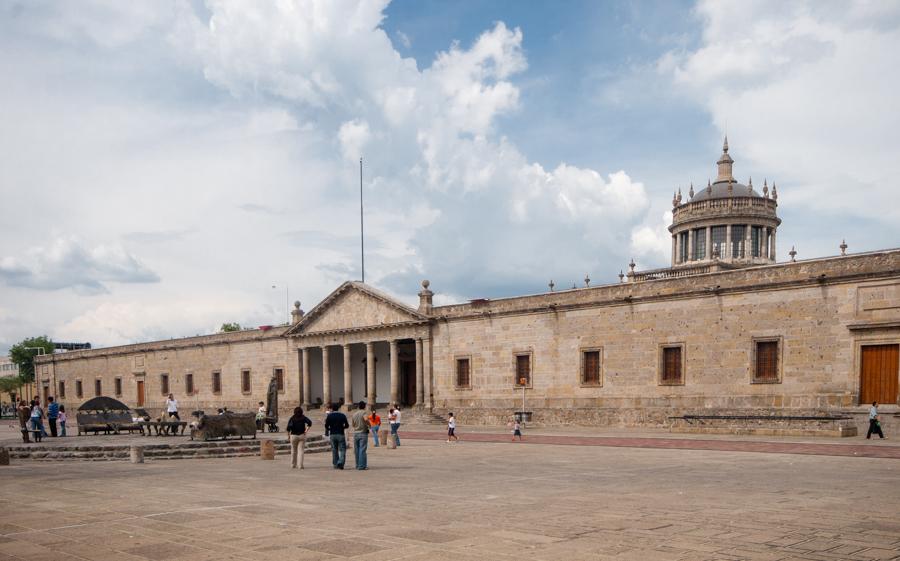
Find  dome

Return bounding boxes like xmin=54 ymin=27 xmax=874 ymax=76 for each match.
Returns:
xmin=690 ymin=180 xmax=761 ymax=201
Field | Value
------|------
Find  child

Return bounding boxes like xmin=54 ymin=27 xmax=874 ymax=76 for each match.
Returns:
xmin=256 ymin=401 xmax=266 ymax=431
xmin=447 ymin=413 xmax=459 ymax=443
xmin=511 ymin=419 xmax=522 ymax=442
xmin=58 ymin=405 xmax=67 ymax=437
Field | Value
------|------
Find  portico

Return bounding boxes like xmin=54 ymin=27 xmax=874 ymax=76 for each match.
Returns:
xmin=286 ymin=281 xmax=434 ymax=411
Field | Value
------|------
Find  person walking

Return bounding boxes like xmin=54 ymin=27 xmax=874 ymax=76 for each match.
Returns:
xmin=510 ymin=418 xmax=523 ymax=442
xmin=389 ymin=405 xmax=402 ymax=446
xmin=351 ymin=401 xmax=370 ymax=470
xmin=286 ymin=406 xmax=313 ymax=469
xmin=867 ymin=401 xmax=886 ymax=440
xmin=256 ymin=401 xmax=266 ymax=431
xmin=17 ymin=399 xmax=32 ymax=443
xmin=58 ymin=405 xmax=67 ymax=437
xmin=324 ymin=403 xmax=349 ymax=469
xmin=447 ymin=412 xmax=459 ymax=443
xmin=47 ymin=396 xmax=59 ymax=437
xmin=165 ymin=393 xmax=179 ymax=420
xmin=368 ymin=408 xmax=381 ymax=447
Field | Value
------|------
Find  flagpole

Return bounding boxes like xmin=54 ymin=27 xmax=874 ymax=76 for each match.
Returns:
xmin=360 ymin=157 xmax=365 ymax=284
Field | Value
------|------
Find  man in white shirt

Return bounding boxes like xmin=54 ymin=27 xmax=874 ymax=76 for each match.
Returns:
xmin=389 ymin=405 xmax=402 ymax=446
xmin=165 ymin=394 xmax=179 ymax=421
xmin=867 ymin=401 xmax=885 ymax=439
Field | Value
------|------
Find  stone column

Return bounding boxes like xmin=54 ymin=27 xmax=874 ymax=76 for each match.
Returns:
xmin=322 ymin=346 xmax=331 ymax=409
xmin=745 ymin=223 xmax=752 ymax=258
xmin=705 ymin=227 xmax=712 ymax=260
xmin=770 ymin=229 xmax=777 ymax=261
xmin=687 ymin=229 xmax=694 ymax=261
xmin=415 ymin=338 xmax=424 ymax=406
xmin=301 ymin=347 xmax=311 ymax=409
xmin=423 ymin=338 xmax=433 ymax=409
xmin=366 ymin=342 xmax=376 ymax=407
xmin=389 ymin=340 xmax=399 ymax=407
xmin=725 ymin=224 xmax=732 ymax=261
xmin=343 ymin=344 xmax=352 ymax=408
xmin=670 ymin=236 xmax=676 ymax=265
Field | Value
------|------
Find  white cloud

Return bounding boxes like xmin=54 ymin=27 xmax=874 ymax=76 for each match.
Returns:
xmin=661 ymin=0 xmax=900 ymax=228
xmin=0 ymin=237 xmax=159 ymax=294
xmin=338 ymin=119 xmax=372 ymax=162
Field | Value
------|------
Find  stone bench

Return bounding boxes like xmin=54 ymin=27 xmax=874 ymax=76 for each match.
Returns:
xmin=669 ymin=414 xmax=857 ymax=437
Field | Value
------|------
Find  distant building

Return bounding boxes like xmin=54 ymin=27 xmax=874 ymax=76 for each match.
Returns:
xmin=35 ymin=141 xmax=900 ymax=433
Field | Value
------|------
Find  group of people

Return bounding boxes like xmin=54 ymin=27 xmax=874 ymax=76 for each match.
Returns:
xmin=16 ymin=396 xmax=66 ymax=443
xmin=282 ymin=402 xmax=404 ymax=470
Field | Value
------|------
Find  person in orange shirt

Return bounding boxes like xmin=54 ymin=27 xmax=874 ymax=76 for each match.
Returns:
xmin=368 ymin=408 xmax=382 ymax=447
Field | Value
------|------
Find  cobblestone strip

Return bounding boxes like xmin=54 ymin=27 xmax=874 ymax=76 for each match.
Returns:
xmin=402 ymin=431 xmax=900 ymax=459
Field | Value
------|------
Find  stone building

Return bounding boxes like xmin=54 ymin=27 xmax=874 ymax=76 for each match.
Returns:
xmin=34 ymin=141 xmax=900 ymax=431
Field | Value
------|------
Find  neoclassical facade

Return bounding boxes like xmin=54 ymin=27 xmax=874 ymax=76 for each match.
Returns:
xmin=34 ymin=142 xmax=900 ymax=428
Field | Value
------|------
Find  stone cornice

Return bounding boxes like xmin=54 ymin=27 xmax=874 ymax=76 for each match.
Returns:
xmin=432 ymin=249 xmax=900 ymax=321
xmin=34 ymin=326 xmax=291 ymax=364
xmin=295 ymin=322 xmax=432 ymax=347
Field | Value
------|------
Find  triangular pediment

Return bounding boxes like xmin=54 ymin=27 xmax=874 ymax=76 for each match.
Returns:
xmin=287 ymin=282 xmax=427 ymax=336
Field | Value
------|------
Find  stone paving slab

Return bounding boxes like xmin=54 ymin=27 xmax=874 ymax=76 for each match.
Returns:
xmin=2 ymin=438 xmax=899 ymax=560
xmin=400 ymin=430 xmax=900 ymax=459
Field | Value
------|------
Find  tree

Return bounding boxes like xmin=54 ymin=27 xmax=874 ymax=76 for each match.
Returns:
xmin=219 ymin=322 xmax=242 ymax=332
xmin=9 ymin=336 xmax=54 ymax=383
xmin=0 ymin=375 xmax=24 ymax=396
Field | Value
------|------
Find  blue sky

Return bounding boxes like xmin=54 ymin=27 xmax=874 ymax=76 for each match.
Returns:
xmin=1 ymin=0 xmax=899 ymax=353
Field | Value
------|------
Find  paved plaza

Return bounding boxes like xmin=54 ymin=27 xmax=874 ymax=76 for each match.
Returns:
xmin=2 ymin=430 xmax=900 ymax=561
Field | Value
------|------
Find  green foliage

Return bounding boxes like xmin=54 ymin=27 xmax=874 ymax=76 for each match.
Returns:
xmin=219 ymin=322 xmax=242 ymax=332
xmin=9 ymin=336 xmax=54 ymax=383
xmin=0 ymin=375 xmax=24 ymax=395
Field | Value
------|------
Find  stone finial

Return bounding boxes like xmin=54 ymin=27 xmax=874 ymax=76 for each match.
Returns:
xmin=716 ymin=136 xmax=734 ymax=181
xmin=789 ymin=246 xmax=797 ymax=262
xmin=572 ymin=283 xmax=577 ymax=289
xmin=549 ymin=280 xmax=555 ymax=292
xmin=772 ymin=182 xmax=778 ymax=201
xmin=584 ymin=274 xmax=590 ymax=287
xmin=840 ymin=239 xmax=848 ymax=256
xmin=418 ymin=279 xmax=434 ymax=315
xmin=677 ymin=187 xmax=682 ymax=204
xmin=707 ymin=179 xmax=712 ymax=195
xmin=629 ymin=258 xmax=636 ymax=272
xmin=672 ymin=191 xmax=677 ymax=208
xmin=723 ymin=135 xmax=729 ymax=153
xmin=291 ymin=301 xmax=304 ymax=325
xmin=618 ymin=270 xmax=625 ymax=283
xmin=748 ymin=176 xmax=753 ymax=194
xmin=763 ymin=178 xmax=769 ymax=198
xmin=688 ymin=182 xmax=694 ymax=199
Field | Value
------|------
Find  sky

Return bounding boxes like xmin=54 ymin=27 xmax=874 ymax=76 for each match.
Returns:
xmin=1 ymin=0 xmax=899 ymax=354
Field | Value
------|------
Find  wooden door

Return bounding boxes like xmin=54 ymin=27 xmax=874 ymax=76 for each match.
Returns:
xmin=136 ymin=380 xmax=145 ymax=407
xmin=860 ymin=344 xmax=899 ymax=404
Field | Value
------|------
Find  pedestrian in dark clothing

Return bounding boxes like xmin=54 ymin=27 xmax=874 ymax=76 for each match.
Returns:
xmin=17 ymin=400 xmax=32 ymax=443
xmin=47 ymin=397 xmax=59 ymax=437
xmin=324 ymin=404 xmax=349 ymax=469
xmin=867 ymin=401 xmax=886 ymax=439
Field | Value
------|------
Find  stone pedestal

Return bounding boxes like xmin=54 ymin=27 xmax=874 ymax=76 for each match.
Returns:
xmin=129 ymin=445 xmax=144 ymax=464
xmin=379 ymin=429 xmax=389 ymax=446
xmin=388 ymin=433 xmax=397 ymax=449
xmin=260 ymin=440 xmax=275 ymax=460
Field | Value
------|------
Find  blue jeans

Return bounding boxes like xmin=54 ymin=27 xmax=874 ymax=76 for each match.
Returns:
xmin=371 ymin=424 xmax=380 ymax=446
xmin=390 ymin=423 xmax=400 ymax=446
xmin=329 ymin=434 xmax=346 ymax=467
xmin=31 ymin=418 xmax=47 ymax=437
xmin=60 ymin=421 xmax=67 ymax=437
xmin=353 ymin=432 xmax=368 ymax=469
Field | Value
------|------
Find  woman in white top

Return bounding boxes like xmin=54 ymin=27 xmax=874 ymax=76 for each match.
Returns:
xmin=165 ymin=394 xmax=179 ymax=420
xmin=389 ymin=405 xmax=401 ymax=446
xmin=447 ymin=413 xmax=459 ymax=443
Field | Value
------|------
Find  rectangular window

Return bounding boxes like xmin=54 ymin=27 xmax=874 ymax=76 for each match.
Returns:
xmin=241 ymin=369 xmax=251 ymax=393
xmin=456 ymin=358 xmax=471 ymax=388
xmin=692 ymin=228 xmax=707 ymax=260
xmin=58 ymin=381 xmax=66 ymax=399
xmin=731 ymin=225 xmax=745 ymax=258
xmin=751 ymin=226 xmax=763 ymax=257
xmin=114 ymin=377 xmax=122 ymax=397
xmin=160 ymin=374 xmax=170 ymax=395
xmin=582 ymin=350 xmax=601 ymax=385
xmin=754 ymin=340 xmax=780 ymax=383
xmin=679 ymin=232 xmax=689 ymax=263
xmin=274 ymin=368 xmax=284 ymax=392
xmin=75 ymin=380 xmax=83 ymax=398
xmin=710 ymin=226 xmax=727 ymax=259
xmin=514 ymin=354 xmax=531 ymax=387
xmin=212 ymin=371 xmax=222 ymax=394
xmin=660 ymin=346 xmax=684 ymax=385
xmin=94 ymin=379 xmax=102 ymax=396
xmin=185 ymin=373 xmax=194 ymax=395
